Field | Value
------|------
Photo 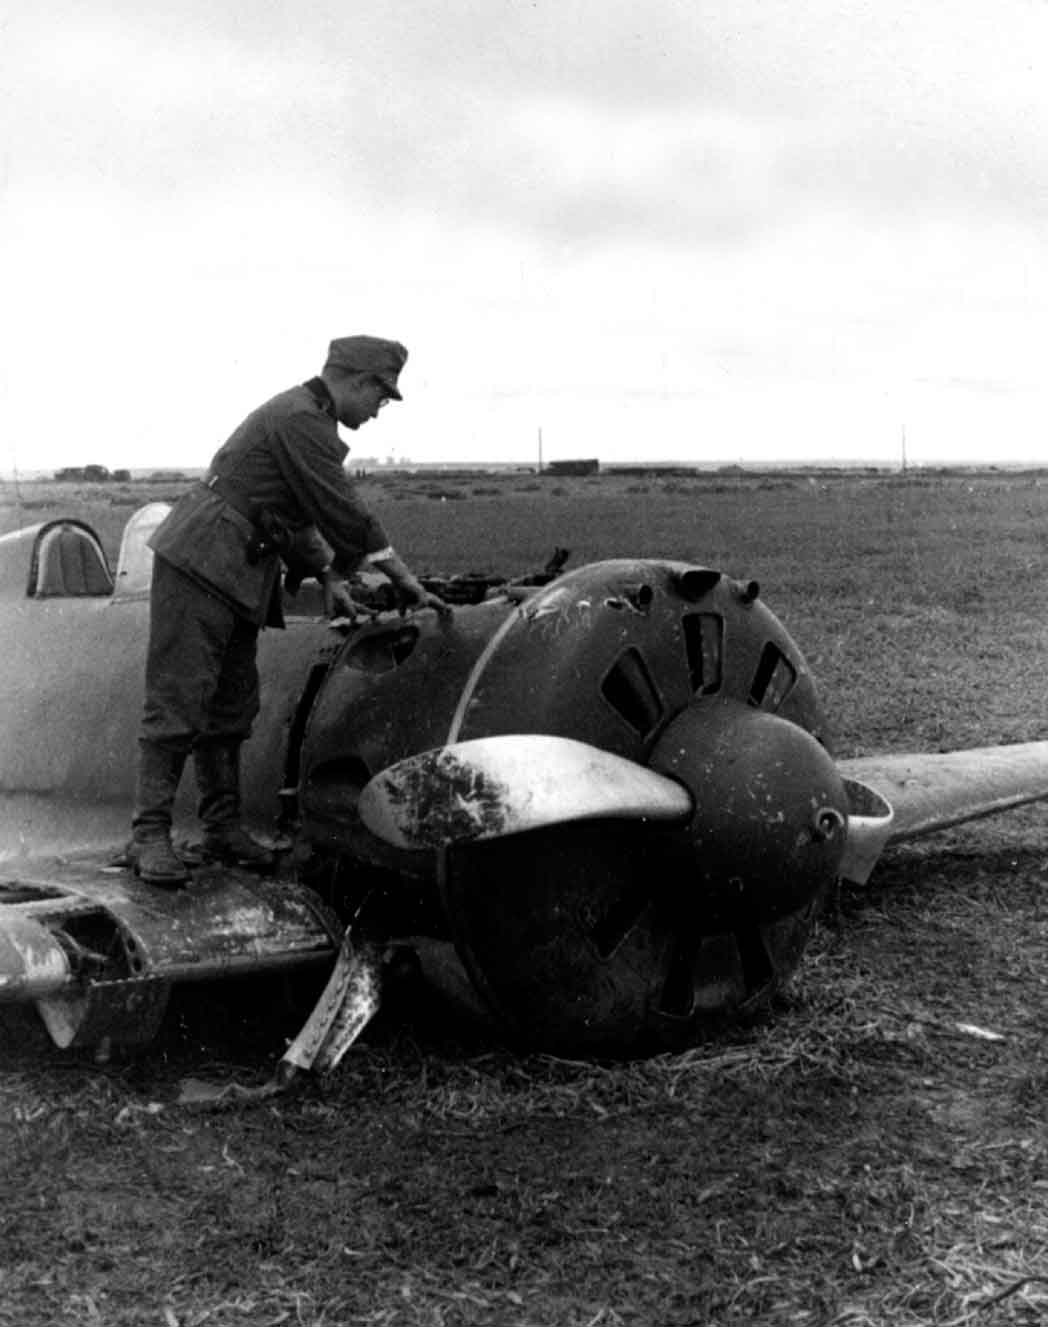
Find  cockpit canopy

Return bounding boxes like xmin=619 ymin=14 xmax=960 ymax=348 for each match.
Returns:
xmin=0 ymin=519 xmax=115 ymax=598
xmin=0 ymin=505 xmax=170 ymax=602
xmin=30 ymin=520 xmax=115 ymax=598
xmin=0 ymin=502 xmax=325 ymax=615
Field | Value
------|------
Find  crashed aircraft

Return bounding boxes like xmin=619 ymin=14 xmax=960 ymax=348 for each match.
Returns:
xmin=2 ymin=504 xmax=1048 ymax=1070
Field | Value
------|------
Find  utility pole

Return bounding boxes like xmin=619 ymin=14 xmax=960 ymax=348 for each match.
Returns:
xmin=10 ymin=440 xmax=24 ymax=528
xmin=900 ymin=425 xmax=908 ymax=473
xmin=537 ymin=426 xmax=543 ymax=474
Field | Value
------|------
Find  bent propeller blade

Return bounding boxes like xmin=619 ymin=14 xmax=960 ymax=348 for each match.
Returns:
xmin=358 ymin=734 xmax=694 ymax=850
xmin=837 ymin=740 xmax=1048 ymax=883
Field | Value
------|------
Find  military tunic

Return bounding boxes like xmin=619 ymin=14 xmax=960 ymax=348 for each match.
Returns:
xmin=141 ymin=378 xmax=391 ymax=750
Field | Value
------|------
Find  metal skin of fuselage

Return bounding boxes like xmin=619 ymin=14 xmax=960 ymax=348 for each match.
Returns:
xmin=4 ymin=510 xmax=1048 ymax=1061
xmin=1 ymin=591 xmax=337 ymax=858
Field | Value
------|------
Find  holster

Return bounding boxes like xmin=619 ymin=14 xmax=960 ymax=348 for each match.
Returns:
xmin=246 ymin=507 xmax=294 ymax=566
xmin=202 ymin=474 xmax=334 ymax=602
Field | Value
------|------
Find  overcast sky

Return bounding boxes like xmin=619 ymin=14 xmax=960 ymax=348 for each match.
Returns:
xmin=4 ymin=1 xmax=1048 ymax=471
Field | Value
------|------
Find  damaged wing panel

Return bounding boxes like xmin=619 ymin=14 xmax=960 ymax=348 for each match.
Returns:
xmin=0 ymin=857 xmax=339 ymax=1047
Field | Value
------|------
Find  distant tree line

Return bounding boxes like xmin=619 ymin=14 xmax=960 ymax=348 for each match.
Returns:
xmin=53 ymin=465 xmax=186 ymax=483
xmin=53 ymin=464 xmax=131 ymax=482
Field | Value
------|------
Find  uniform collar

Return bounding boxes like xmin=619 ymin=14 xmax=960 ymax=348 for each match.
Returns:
xmin=304 ymin=376 xmax=337 ymax=420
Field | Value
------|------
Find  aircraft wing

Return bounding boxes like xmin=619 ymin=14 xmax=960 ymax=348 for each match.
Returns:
xmin=837 ymin=741 xmax=1048 ymax=884
xmin=0 ymin=852 xmax=339 ymax=1048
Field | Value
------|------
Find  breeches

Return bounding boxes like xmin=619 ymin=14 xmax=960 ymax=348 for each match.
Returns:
xmin=140 ymin=556 xmax=261 ymax=752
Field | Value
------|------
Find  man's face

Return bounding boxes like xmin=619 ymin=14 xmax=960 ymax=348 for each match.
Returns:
xmin=329 ymin=374 xmax=393 ymax=430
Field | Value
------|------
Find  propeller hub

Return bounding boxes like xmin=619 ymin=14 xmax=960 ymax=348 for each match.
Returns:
xmin=649 ymin=698 xmax=848 ymax=928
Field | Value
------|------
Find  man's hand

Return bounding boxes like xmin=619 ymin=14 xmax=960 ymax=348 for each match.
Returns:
xmin=395 ymin=582 xmax=454 ymax=618
xmin=321 ymin=572 xmax=370 ymax=622
xmin=373 ymin=551 xmax=453 ymax=620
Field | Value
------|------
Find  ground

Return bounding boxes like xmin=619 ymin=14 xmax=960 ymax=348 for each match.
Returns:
xmin=1 ymin=471 xmax=1046 ymax=1325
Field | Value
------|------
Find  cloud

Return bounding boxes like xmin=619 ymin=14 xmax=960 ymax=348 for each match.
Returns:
xmin=5 ymin=0 xmax=1048 ymax=472
xmin=9 ymin=0 xmax=1048 ymax=253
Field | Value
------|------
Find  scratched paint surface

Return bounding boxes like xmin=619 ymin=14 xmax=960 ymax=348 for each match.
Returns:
xmin=380 ymin=751 xmax=512 ymax=848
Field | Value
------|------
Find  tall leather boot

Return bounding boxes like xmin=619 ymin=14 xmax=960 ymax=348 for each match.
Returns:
xmin=196 ymin=741 xmax=277 ymax=873
xmin=130 ymin=742 xmax=190 ymax=886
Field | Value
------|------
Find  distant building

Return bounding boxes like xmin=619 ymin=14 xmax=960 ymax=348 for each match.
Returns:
xmin=545 ymin=459 xmax=599 ymax=477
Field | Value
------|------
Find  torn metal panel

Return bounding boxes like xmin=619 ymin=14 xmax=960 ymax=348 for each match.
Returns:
xmin=279 ymin=933 xmax=382 ymax=1081
xmin=0 ymin=856 xmax=339 ymax=1047
xmin=0 ymin=912 xmax=71 ymax=1001
xmin=0 ymin=859 xmax=338 ymax=980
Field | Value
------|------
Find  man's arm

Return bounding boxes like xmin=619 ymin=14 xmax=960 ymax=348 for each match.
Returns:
xmin=271 ymin=412 xmax=392 ymax=567
xmin=365 ymin=547 xmax=453 ymax=617
xmin=270 ymin=408 xmax=450 ymax=618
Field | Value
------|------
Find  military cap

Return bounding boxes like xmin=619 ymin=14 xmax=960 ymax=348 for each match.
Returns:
xmin=323 ymin=335 xmax=408 ymax=400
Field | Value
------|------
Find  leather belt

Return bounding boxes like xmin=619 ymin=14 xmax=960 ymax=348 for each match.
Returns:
xmin=205 ymin=473 xmax=256 ymax=522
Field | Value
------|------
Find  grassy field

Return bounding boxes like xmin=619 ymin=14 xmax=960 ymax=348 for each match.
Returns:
xmin=1 ymin=471 xmax=1046 ymax=1325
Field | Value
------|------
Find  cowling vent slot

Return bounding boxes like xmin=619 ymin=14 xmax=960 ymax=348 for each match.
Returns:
xmin=600 ymin=648 xmax=663 ymax=738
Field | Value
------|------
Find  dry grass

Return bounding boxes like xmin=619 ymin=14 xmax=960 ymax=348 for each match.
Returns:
xmin=1 ymin=471 xmax=1047 ymax=1325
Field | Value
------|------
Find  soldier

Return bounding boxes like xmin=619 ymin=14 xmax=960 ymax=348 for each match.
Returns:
xmin=129 ymin=335 xmax=450 ymax=886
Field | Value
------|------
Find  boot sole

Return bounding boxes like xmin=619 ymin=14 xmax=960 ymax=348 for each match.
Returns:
xmin=201 ymin=843 xmax=278 ymax=873
xmin=132 ymin=862 xmax=190 ymax=888
xmin=137 ymin=875 xmax=190 ymax=889
xmin=202 ymin=853 xmax=276 ymax=875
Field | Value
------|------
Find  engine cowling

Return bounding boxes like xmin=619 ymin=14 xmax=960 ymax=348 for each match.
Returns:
xmin=298 ymin=560 xmax=843 ymax=1055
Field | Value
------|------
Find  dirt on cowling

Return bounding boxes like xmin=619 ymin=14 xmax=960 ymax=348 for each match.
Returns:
xmin=1 ymin=472 xmax=1047 ymax=1326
